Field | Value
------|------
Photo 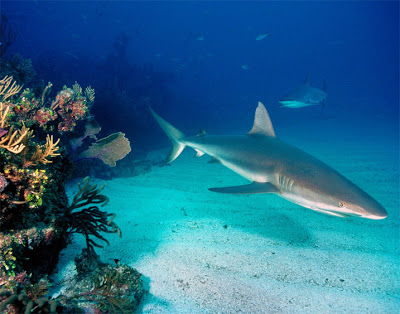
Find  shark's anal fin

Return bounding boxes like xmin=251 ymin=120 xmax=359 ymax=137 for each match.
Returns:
xmin=209 ymin=182 xmax=279 ymax=194
xmin=208 ymin=157 xmax=221 ymax=164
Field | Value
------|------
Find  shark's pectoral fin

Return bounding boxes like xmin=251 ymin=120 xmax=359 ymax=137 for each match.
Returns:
xmin=312 ymin=208 xmax=349 ymax=218
xmin=209 ymin=182 xmax=279 ymax=194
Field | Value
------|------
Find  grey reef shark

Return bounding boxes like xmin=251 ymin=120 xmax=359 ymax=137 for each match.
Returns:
xmin=279 ymin=75 xmax=327 ymax=108
xmin=150 ymin=102 xmax=387 ymax=220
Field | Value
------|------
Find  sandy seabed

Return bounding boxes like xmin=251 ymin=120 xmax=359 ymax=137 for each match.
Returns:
xmin=54 ymin=121 xmax=400 ymax=313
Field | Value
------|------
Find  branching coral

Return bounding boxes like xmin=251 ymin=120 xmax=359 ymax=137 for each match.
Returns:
xmin=70 ymin=176 xmax=109 ymax=209
xmin=41 ymin=82 xmax=52 ymax=106
xmin=85 ymin=86 xmax=95 ymax=104
xmin=30 ymin=135 xmax=60 ymax=165
xmin=72 ymin=81 xmax=82 ymax=96
xmin=0 ymin=76 xmax=23 ymax=102
xmin=0 ymin=102 xmax=10 ymax=128
xmin=66 ymin=177 xmax=121 ymax=252
xmin=0 ymin=126 xmax=28 ymax=154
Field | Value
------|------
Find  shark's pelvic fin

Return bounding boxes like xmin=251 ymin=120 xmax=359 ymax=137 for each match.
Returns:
xmin=194 ymin=149 xmax=205 ymax=157
xmin=247 ymin=101 xmax=276 ymax=137
xmin=209 ymin=182 xmax=280 ymax=194
xmin=196 ymin=129 xmax=207 ymax=137
xmin=149 ymin=107 xmax=185 ymax=163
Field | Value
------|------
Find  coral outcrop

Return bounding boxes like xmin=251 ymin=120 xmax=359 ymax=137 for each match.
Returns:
xmin=0 ymin=76 xmax=142 ymax=313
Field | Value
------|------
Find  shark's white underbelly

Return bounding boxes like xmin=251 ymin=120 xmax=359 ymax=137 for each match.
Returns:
xmin=279 ymin=100 xmax=317 ymax=108
xmin=279 ymin=188 xmax=354 ymax=217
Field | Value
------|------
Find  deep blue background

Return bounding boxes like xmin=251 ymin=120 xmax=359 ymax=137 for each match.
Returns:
xmin=2 ymin=1 xmax=399 ymax=150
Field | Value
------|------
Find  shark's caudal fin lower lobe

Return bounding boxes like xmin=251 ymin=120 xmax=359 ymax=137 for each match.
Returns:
xmin=149 ymin=107 xmax=186 ymax=163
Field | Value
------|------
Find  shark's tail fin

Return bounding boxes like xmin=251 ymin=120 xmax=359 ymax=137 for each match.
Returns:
xmin=149 ymin=107 xmax=186 ymax=163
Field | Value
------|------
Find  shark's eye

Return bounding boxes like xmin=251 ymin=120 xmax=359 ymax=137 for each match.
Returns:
xmin=339 ymin=202 xmax=345 ymax=208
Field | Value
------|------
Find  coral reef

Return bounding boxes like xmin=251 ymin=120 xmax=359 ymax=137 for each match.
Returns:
xmin=0 ymin=76 xmax=142 ymax=313
xmin=0 ymin=75 xmax=23 ymax=102
xmin=3 ymin=82 xmax=91 ymax=134
xmin=58 ymin=249 xmax=145 ymax=313
xmin=0 ymin=276 xmax=61 ymax=313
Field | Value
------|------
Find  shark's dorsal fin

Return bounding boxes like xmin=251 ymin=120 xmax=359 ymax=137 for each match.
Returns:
xmin=247 ymin=101 xmax=276 ymax=137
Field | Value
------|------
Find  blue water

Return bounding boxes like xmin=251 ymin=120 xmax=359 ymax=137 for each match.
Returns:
xmin=2 ymin=1 xmax=399 ymax=312
xmin=3 ymin=1 xmax=398 ymax=147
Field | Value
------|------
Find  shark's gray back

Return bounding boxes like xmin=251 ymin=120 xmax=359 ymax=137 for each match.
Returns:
xmin=184 ymin=133 xmax=365 ymax=201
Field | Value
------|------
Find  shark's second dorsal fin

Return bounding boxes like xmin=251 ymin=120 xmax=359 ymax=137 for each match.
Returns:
xmin=247 ymin=101 xmax=276 ymax=137
xmin=196 ymin=129 xmax=207 ymax=137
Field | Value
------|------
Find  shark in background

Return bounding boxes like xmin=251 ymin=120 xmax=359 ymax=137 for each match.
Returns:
xmin=279 ymin=75 xmax=327 ymax=108
xmin=150 ymin=102 xmax=387 ymax=220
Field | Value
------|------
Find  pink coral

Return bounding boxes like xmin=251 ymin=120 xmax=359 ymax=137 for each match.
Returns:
xmin=0 ymin=128 xmax=7 ymax=137
xmin=33 ymin=108 xmax=57 ymax=127
xmin=0 ymin=174 xmax=8 ymax=192
xmin=14 ymin=271 xmax=29 ymax=285
xmin=57 ymin=99 xmax=88 ymax=133
xmin=43 ymin=228 xmax=55 ymax=244
xmin=51 ymin=88 xmax=74 ymax=110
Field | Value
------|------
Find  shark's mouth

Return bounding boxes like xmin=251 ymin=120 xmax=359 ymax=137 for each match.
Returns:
xmin=311 ymin=208 xmax=359 ymax=218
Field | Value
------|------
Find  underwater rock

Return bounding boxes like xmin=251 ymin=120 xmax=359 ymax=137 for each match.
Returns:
xmin=60 ymin=251 xmax=146 ymax=313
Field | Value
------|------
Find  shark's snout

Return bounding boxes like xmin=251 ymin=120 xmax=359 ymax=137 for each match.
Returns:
xmin=360 ymin=202 xmax=387 ymax=220
xmin=347 ymin=194 xmax=388 ymax=220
